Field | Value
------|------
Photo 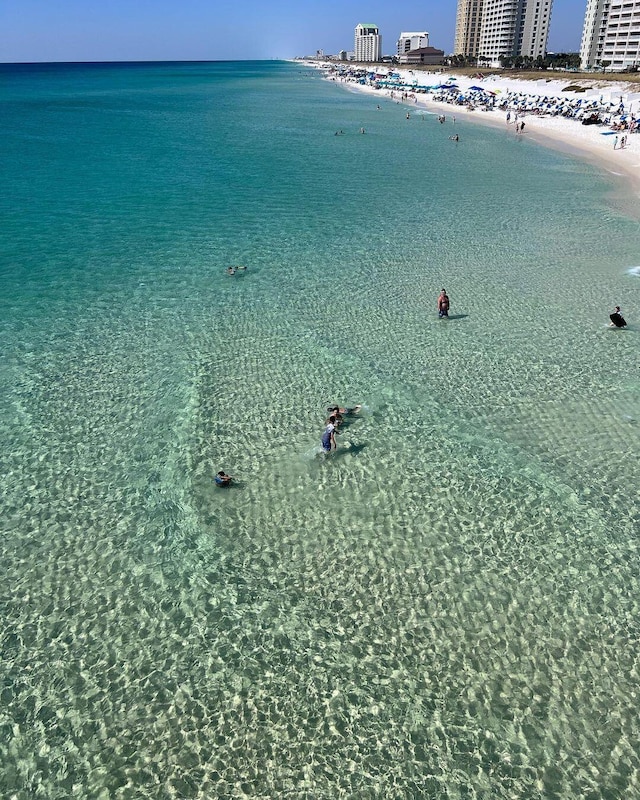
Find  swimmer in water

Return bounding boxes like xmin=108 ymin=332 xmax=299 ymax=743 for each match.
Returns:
xmin=326 ymin=405 xmax=362 ymax=427
xmin=215 ymin=470 xmax=233 ymax=486
xmin=226 ymin=267 xmax=236 ymax=275
xmin=327 ymin=404 xmax=362 ymax=417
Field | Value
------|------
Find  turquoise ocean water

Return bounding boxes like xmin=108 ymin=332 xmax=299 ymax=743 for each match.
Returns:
xmin=1 ymin=60 xmax=639 ymax=798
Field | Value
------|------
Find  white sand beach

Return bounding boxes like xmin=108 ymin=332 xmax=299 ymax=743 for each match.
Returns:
xmin=314 ymin=63 xmax=640 ymax=200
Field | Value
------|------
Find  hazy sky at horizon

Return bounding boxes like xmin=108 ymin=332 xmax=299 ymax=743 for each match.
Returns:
xmin=1 ymin=0 xmax=586 ymax=63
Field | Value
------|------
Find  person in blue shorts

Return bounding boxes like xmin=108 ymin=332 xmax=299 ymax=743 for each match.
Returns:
xmin=215 ymin=470 xmax=232 ymax=486
xmin=321 ymin=417 xmax=337 ymax=453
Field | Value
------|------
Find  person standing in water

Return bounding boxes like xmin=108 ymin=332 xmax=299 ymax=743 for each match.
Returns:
xmin=437 ymin=289 xmax=450 ymax=318
xmin=321 ymin=416 xmax=338 ymax=453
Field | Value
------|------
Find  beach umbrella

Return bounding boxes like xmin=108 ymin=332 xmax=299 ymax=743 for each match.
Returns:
xmin=469 ymin=86 xmax=485 ymax=91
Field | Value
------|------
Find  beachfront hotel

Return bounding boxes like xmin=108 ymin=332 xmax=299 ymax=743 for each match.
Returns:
xmin=454 ymin=0 xmax=483 ymax=56
xmin=454 ymin=0 xmax=553 ymax=64
xmin=354 ymin=24 xmax=382 ymax=62
xmin=580 ymin=0 xmax=640 ymax=71
xmin=397 ymin=32 xmax=430 ymax=58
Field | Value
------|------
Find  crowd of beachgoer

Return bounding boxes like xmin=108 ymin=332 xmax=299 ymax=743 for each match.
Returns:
xmin=431 ymin=86 xmax=638 ymax=128
xmin=323 ymin=64 xmax=639 ymax=138
xmin=415 ymin=84 xmax=638 ymax=134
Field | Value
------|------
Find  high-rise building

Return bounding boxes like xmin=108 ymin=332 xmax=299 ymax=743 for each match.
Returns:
xmin=580 ymin=0 xmax=640 ymax=71
xmin=397 ymin=32 xmax=430 ymax=58
xmin=454 ymin=0 xmax=483 ymax=56
xmin=354 ymin=24 xmax=382 ymax=62
xmin=454 ymin=0 xmax=553 ymax=63
xmin=518 ymin=0 xmax=553 ymax=59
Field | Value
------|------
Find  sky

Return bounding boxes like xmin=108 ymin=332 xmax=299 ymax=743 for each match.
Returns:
xmin=0 ymin=0 xmax=586 ymax=63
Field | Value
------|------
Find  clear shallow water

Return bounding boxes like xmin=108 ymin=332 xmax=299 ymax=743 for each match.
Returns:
xmin=1 ymin=60 xmax=639 ymax=799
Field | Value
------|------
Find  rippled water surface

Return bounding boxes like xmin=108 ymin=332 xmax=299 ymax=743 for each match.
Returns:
xmin=1 ymin=60 xmax=639 ymax=799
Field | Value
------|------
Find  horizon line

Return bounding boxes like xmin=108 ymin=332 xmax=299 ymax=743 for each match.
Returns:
xmin=0 ymin=58 xmax=290 ymax=66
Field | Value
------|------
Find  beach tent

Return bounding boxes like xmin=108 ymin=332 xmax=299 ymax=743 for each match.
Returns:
xmin=625 ymin=92 xmax=640 ymax=113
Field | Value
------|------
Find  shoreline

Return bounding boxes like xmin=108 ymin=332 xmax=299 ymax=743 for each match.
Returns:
xmin=427 ymin=90 xmax=640 ymax=201
xmin=311 ymin=63 xmax=640 ymax=209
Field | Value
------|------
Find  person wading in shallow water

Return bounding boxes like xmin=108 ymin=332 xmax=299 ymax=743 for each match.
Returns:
xmin=437 ymin=289 xmax=450 ymax=318
xmin=609 ymin=306 xmax=627 ymax=328
xmin=321 ymin=416 xmax=338 ymax=453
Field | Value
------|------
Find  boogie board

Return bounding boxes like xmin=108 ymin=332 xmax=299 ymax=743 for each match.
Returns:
xmin=610 ymin=312 xmax=627 ymax=328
